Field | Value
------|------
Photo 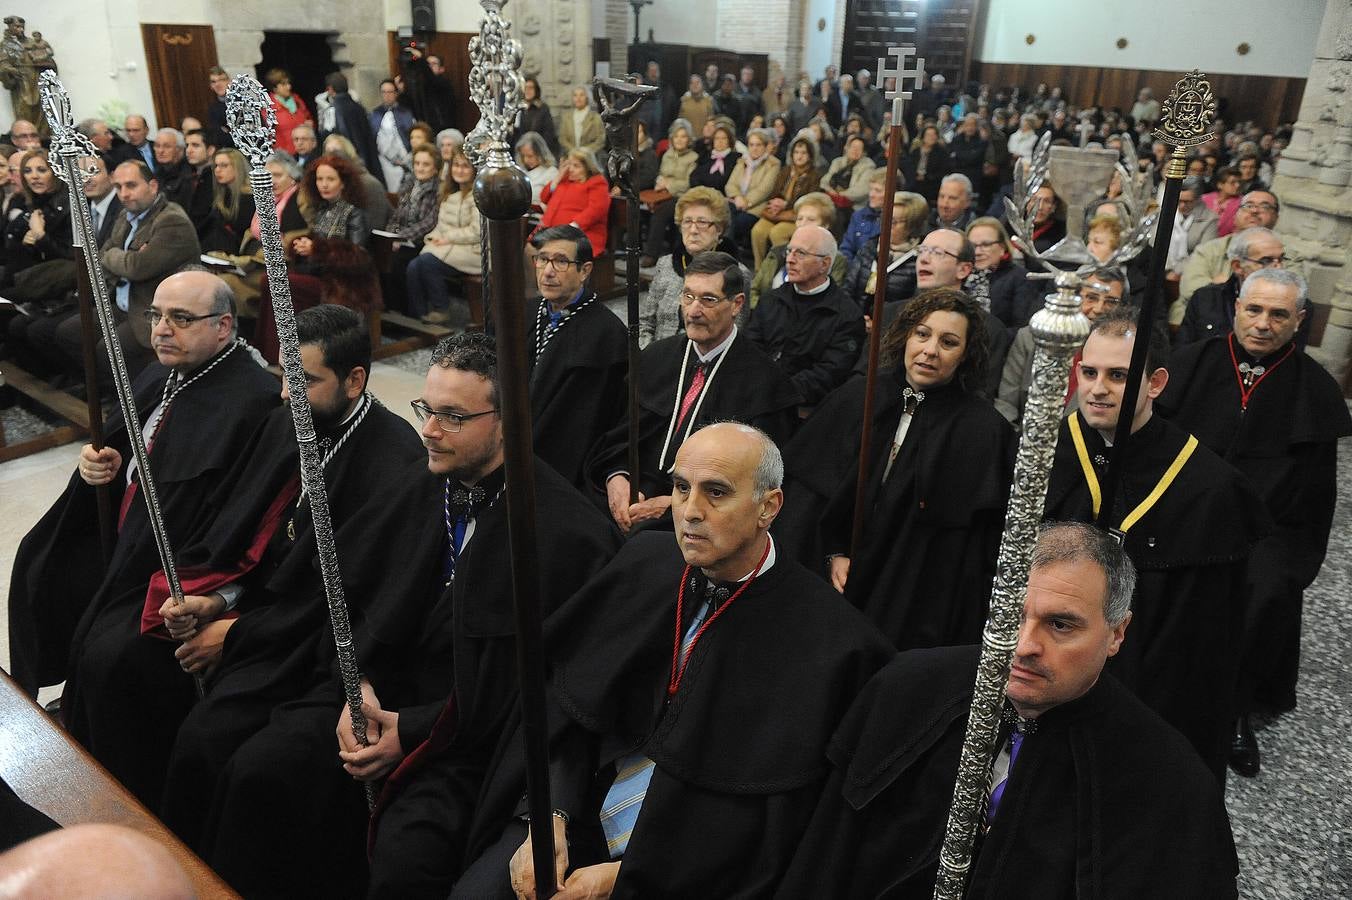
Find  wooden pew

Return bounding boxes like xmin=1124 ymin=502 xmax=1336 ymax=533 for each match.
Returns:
xmin=0 ymin=669 xmax=239 ymax=899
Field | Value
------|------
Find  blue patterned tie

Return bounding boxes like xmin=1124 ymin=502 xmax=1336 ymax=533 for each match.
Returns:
xmin=598 ymin=591 xmax=715 ymax=858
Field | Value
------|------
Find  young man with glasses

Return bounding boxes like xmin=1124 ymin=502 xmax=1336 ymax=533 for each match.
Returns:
xmin=747 ymin=223 xmax=864 ymax=406
xmin=589 ymin=251 xmax=800 ymax=532
xmin=1177 ymin=226 xmax=1312 ymax=349
xmin=9 ymin=270 xmax=277 ymax=706
xmin=523 ymin=224 xmax=628 ymax=489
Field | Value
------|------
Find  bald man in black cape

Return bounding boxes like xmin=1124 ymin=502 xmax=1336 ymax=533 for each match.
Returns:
xmin=7 ymin=272 xmax=277 ymax=700
xmin=1046 ymin=310 xmax=1268 ymax=782
xmin=187 ymin=334 xmax=619 ymax=900
xmin=453 ymin=423 xmax=893 ymax=899
xmin=152 ymin=305 xmax=423 ymax=847
xmin=587 ymin=251 xmax=801 ymax=533
xmin=777 ymin=523 xmax=1239 ymax=900
xmin=1156 ymin=268 xmax=1351 ymax=775
xmin=524 ymin=224 xmax=628 ymax=490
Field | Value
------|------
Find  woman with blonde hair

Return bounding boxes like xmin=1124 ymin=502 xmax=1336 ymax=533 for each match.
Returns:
xmin=403 ymin=148 xmax=481 ymax=324
xmin=725 ymin=127 xmax=781 ymax=245
xmin=639 ymin=118 xmax=699 ymax=265
xmin=202 ymin=148 xmax=255 ymax=255
xmin=844 ymin=190 xmax=928 ymax=309
xmin=750 ymin=134 xmax=824 ymax=269
xmin=750 ymin=190 xmax=849 ymax=307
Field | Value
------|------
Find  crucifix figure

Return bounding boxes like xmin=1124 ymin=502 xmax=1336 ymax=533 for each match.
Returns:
xmin=594 ymin=76 xmax=656 ymax=203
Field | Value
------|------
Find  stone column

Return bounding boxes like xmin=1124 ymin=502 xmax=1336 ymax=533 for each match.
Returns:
xmin=1271 ymin=0 xmax=1352 ymax=390
xmin=508 ymin=0 xmax=594 ymax=114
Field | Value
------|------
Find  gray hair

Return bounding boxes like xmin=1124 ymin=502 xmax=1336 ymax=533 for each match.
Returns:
xmin=668 ymin=117 xmax=693 ymax=141
xmin=1226 ymin=227 xmax=1281 ymax=263
xmin=1240 ymin=267 xmax=1307 ymax=309
xmin=291 ymin=123 xmax=316 ymax=138
xmin=571 ymin=84 xmax=594 ymax=108
xmin=793 ymin=221 xmax=837 ymax=259
xmin=1179 ymin=175 xmax=1206 ymax=196
xmin=436 ymin=128 xmax=465 ymax=147
xmin=76 ymin=118 xmax=108 ymax=139
xmin=940 ymin=173 xmax=973 ymax=197
xmin=514 ymin=131 xmax=557 ymax=168
xmin=1031 ymin=522 xmax=1136 ymax=626
xmin=266 ymin=150 xmax=303 ymax=181
xmin=156 ymin=127 xmax=185 ymax=148
xmin=746 ymin=127 xmax=777 ymax=147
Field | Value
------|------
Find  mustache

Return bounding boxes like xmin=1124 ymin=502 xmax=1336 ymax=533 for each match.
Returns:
xmin=1011 ymin=656 xmax=1052 ymax=678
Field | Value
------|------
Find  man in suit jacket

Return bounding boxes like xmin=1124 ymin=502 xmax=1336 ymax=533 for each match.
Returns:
xmin=318 ymin=72 xmax=381 ymax=175
xmin=1165 ymin=176 xmax=1219 ymax=283
xmin=54 ymin=160 xmax=201 ymax=376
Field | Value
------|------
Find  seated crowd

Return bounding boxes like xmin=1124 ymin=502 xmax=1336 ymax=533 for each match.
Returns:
xmin=2 ymin=55 xmax=1342 ymax=900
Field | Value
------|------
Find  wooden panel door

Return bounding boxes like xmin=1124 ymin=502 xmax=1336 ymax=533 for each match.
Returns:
xmin=140 ymin=24 xmax=220 ymax=130
xmin=387 ymin=32 xmax=477 ymax=135
xmin=843 ymin=0 xmax=982 ymax=88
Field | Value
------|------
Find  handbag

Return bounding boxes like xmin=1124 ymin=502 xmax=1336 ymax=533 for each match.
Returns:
xmin=638 ymin=188 xmax=672 ymax=206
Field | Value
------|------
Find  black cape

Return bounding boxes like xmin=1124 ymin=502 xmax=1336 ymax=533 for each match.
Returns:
xmin=778 ymin=645 xmax=1239 ymax=899
xmin=819 ymin=374 xmax=1015 ymax=649
xmin=158 ymin=400 xmax=423 ymax=849
xmin=1157 ymin=336 xmax=1351 ymax=711
xmin=586 ymin=331 xmax=801 ymax=501
xmin=526 ymin=294 xmax=628 ymax=489
xmin=194 ymin=457 xmax=618 ymax=900
xmin=7 ymin=344 xmax=277 ymax=695
xmin=1044 ymin=411 xmax=1270 ymax=780
xmin=461 ymin=532 xmax=893 ymax=898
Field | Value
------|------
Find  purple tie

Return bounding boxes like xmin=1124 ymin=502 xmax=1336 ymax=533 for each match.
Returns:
xmin=986 ymin=730 xmax=1024 ymax=824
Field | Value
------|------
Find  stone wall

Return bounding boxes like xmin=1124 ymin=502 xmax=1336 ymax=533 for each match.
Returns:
xmin=1272 ymin=0 xmax=1352 ymax=389
xmin=506 ymin=0 xmax=594 ymax=113
xmin=716 ymin=0 xmax=802 ymax=81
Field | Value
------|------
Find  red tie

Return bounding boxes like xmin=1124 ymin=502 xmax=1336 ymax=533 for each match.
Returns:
xmin=676 ymin=364 xmax=707 ymax=432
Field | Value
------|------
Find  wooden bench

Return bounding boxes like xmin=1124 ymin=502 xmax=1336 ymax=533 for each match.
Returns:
xmin=0 ymin=364 xmax=88 ymax=463
xmin=0 ymin=669 xmax=238 ymax=898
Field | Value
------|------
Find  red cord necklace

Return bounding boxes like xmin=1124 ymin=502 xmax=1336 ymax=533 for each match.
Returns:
xmin=1227 ymin=332 xmax=1294 ymax=410
xmin=667 ymin=538 xmax=773 ymax=698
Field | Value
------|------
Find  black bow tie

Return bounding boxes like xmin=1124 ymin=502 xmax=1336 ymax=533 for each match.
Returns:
xmin=688 ymin=573 xmax=733 ymax=607
xmin=449 ymin=485 xmax=486 ymax=516
xmin=1001 ymin=704 xmax=1039 ymax=735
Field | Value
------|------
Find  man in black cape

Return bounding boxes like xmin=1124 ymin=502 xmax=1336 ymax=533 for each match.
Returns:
xmin=1157 ymin=268 xmax=1351 ymax=776
xmin=453 ymin=422 xmax=893 ymax=899
xmin=817 ymin=290 xmax=1015 ymax=649
xmin=588 ymin=251 xmax=801 ymax=533
xmin=1044 ymin=309 xmax=1268 ymax=783
xmin=524 ymin=224 xmax=627 ymax=489
xmin=185 ymin=334 xmax=618 ymax=899
xmin=146 ymin=305 xmax=421 ymax=848
xmin=777 ymin=523 xmax=1239 ymax=899
xmin=320 ymin=72 xmax=381 ymax=175
xmin=7 ymin=270 xmax=277 ymax=699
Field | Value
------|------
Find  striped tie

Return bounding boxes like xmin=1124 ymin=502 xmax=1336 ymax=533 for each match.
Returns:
xmin=598 ymin=594 xmax=713 ymax=858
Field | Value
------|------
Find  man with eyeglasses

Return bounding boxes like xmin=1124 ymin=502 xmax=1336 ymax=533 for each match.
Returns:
xmin=5 ymin=117 xmax=40 ymax=150
xmin=524 ymin=224 xmax=628 ymax=489
xmin=1159 ymin=268 xmax=1352 ymax=778
xmin=589 ymin=250 xmax=800 ymax=532
xmin=8 ymin=270 xmax=277 ymax=702
xmin=152 ymin=127 xmax=192 ymax=214
xmin=1174 ymin=189 xmax=1281 ymax=321
xmin=747 ymin=224 xmax=863 ymax=406
xmin=53 ymin=159 xmax=202 ymax=378
xmin=1177 ymin=226 xmax=1311 ymax=349
xmin=186 ymin=332 xmax=616 ymax=898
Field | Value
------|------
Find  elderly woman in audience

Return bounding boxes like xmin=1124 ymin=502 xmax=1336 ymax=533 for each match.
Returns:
xmin=403 ymin=147 xmax=481 ymax=324
xmin=1085 ymin=213 xmax=1123 ymax=264
xmin=725 ymin=127 xmax=782 ymax=246
xmin=639 ymin=118 xmax=699 ymax=266
xmin=821 ymin=134 xmax=878 ymax=231
xmin=750 ymin=133 xmax=824 ymax=269
xmin=437 ymin=129 xmax=465 ymax=171
xmin=902 ymin=124 xmax=951 ymax=207
xmin=202 ymin=148 xmax=255 ymax=255
xmin=751 ymin=191 xmax=848 ymax=307
xmin=558 ymin=85 xmax=605 ymax=159
xmin=806 ymin=118 xmax=837 ymax=161
xmin=515 ymin=76 xmax=559 ymax=155
xmin=1203 ymin=165 xmax=1243 ymax=237
xmin=844 ymin=190 xmax=927 ymax=310
xmin=1026 ymin=183 xmax=1066 ymax=253
xmin=515 ymin=131 xmax=559 ymax=211
xmin=688 ymin=119 xmax=740 ymax=195
xmin=380 ymin=143 xmax=443 ymax=312
xmin=537 ymin=148 xmax=610 ymax=256
xmin=321 ymin=132 xmax=392 ymax=230
xmin=966 ymin=216 xmax=1031 ymax=330
xmin=639 ymin=186 xmax=750 ymax=346
xmin=264 ymin=68 xmax=312 ymax=156
xmin=1007 ymin=113 xmax=1040 ymax=161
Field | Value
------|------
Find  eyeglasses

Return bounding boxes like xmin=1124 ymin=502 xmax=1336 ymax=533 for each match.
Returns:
xmin=679 ymin=291 xmax=732 ymax=308
xmin=969 ymin=240 xmax=1002 ymax=250
xmin=916 ymin=245 xmax=959 ymax=260
xmin=11 ymin=131 xmax=37 ymax=139
xmin=679 ymin=217 xmax=716 ymax=230
xmin=1239 ymin=202 xmax=1277 ymax=212
xmin=1242 ymin=254 xmax=1287 ymax=268
xmin=785 ymin=246 xmax=829 ymax=260
xmin=533 ymin=255 xmax=580 ymax=271
xmin=143 ymin=309 xmax=225 ymax=329
xmin=410 ymin=400 xmax=499 ymax=432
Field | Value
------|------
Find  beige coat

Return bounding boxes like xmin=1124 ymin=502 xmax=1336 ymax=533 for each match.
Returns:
xmin=819 ymin=156 xmax=878 ymax=209
xmin=657 ymin=147 xmax=699 ymax=197
xmin=725 ymin=155 xmax=782 ymax=216
xmin=420 ymin=190 xmax=482 ymax=274
xmin=678 ymin=93 xmax=714 ymax=135
xmin=558 ymin=108 xmax=605 ymax=156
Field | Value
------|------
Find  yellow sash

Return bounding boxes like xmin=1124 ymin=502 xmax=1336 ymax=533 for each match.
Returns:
xmin=1067 ymin=414 xmax=1198 ymax=535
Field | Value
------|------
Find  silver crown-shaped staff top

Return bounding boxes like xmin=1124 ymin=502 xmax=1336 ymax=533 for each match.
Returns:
xmin=223 ymin=75 xmax=375 ymax=806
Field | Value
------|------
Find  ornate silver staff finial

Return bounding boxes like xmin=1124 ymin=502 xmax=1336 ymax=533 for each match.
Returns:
xmin=225 ymin=74 xmax=376 ymax=806
xmin=932 ymin=273 xmax=1091 ymax=899
xmin=40 ymin=71 xmax=98 ymax=193
xmin=467 ymin=0 xmax=525 ymax=152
